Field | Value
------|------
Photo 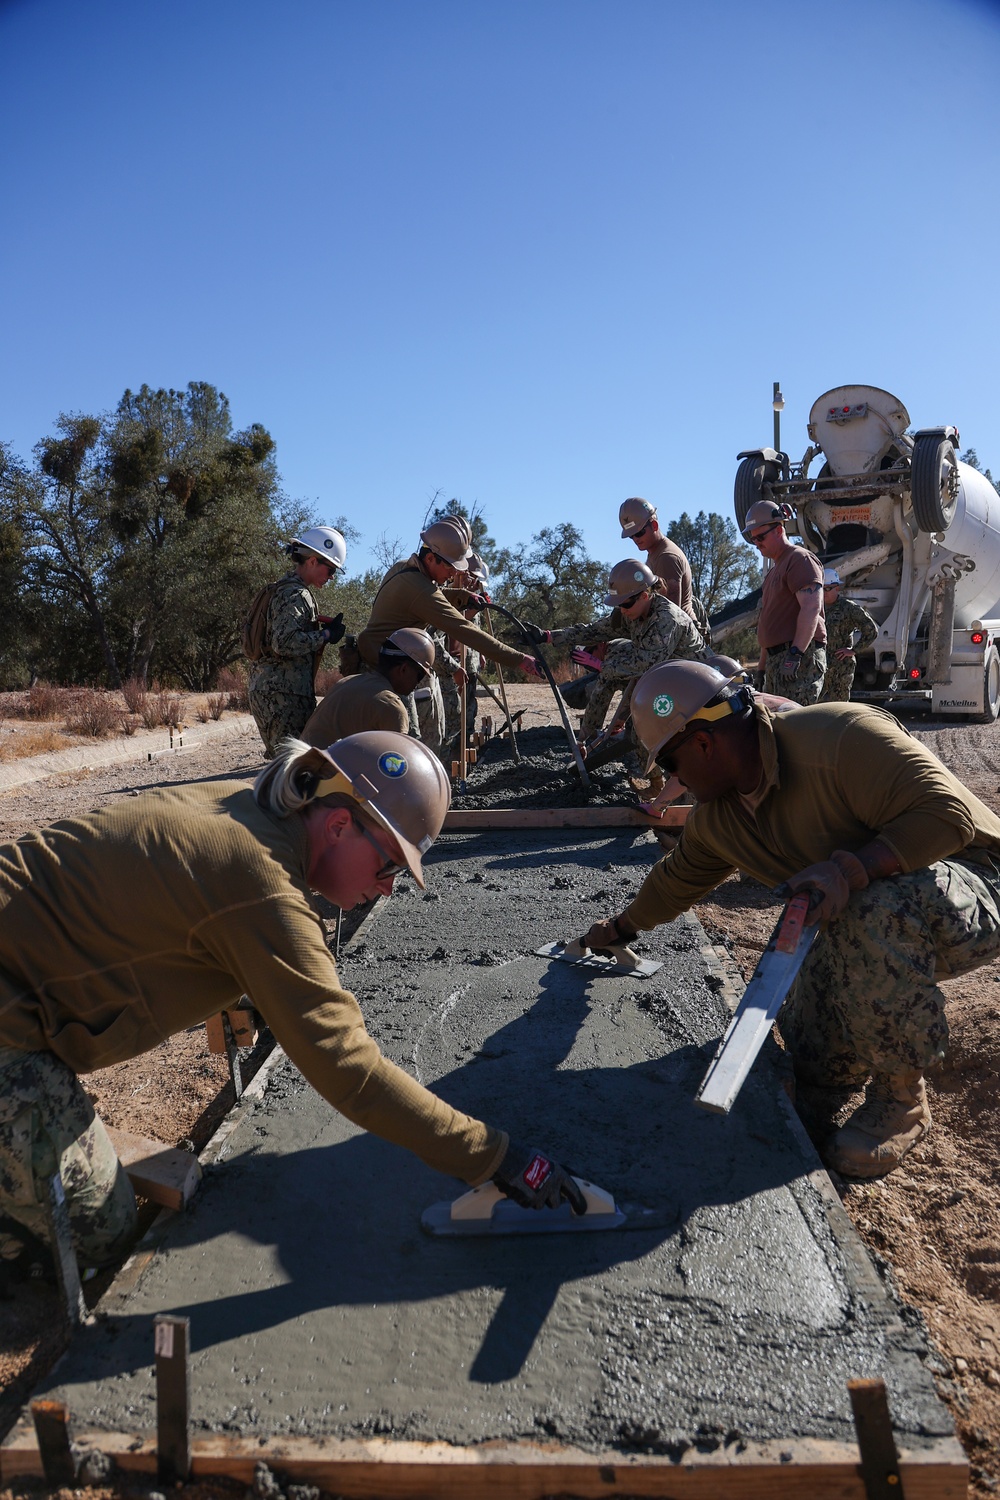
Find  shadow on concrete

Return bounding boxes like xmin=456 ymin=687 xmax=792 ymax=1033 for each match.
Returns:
xmin=73 ymin=957 xmax=811 ymax=1388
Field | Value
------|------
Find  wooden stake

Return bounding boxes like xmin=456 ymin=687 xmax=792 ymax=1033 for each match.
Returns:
xmin=483 ymin=607 xmax=521 ymax=763
xmin=30 ymin=1401 xmax=75 ymax=1487
xmin=155 ymin=1315 xmax=191 ymax=1483
xmin=848 ymin=1379 xmax=904 ymax=1500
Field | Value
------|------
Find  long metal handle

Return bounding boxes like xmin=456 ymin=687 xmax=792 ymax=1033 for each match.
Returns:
xmin=458 ymin=640 xmax=468 ymax=789
xmin=484 ymin=600 xmax=590 ymax=787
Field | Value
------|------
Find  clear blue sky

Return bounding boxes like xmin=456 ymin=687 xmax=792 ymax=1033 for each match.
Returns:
xmin=2 ymin=0 xmax=999 ymax=577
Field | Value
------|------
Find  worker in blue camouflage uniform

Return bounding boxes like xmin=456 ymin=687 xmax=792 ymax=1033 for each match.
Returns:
xmin=527 ymin=560 xmax=710 ymax=743
xmin=248 ymin=527 xmax=348 ymax=757
xmin=819 ymin=569 xmax=879 ymax=703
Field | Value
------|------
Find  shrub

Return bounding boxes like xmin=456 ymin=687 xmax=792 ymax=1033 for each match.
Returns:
xmin=217 ymin=666 xmax=250 ymax=712
xmin=121 ymin=677 xmax=147 ymax=714
xmin=197 ymin=694 xmax=227 ymax=723
xmin=65 ymin=690 xmax=124 ymax=738
xmin=139 ymin=690 xmax=183 ymax=730
xmin=24 ymin=682 xmax=66 ymax=721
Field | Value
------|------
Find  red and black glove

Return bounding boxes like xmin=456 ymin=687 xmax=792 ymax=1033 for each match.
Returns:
xmin=492 ymin=1141 xmax=586 ymax=1214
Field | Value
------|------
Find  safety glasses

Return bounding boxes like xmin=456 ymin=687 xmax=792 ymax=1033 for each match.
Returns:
xmin=357 ymin=823 xmax=406 ymax=881
xmin=656 ymin=725 xmax=712 ymax=775
xmin=747 ymin=524 xmax=781 ymax=547
xmin=619 ymin=591 xmax=646 ymax=610
xmin=633 ymin=522 xmax=653 ymax=540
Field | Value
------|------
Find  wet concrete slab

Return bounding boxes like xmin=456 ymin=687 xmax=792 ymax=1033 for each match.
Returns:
xmin=34 ymin=831 xmax=952 ymax=1456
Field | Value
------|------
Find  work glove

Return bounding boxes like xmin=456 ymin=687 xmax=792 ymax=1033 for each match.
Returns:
xmin=321 ymin=613 xmax=346 ymax=645
xmin=778 ymin=646 xmax=802 ymax=680
xmin=523 ymin=622 xmax=551 ymax=645
xmin=571 ymin=646 xmax=603 ymax=671
xmin=492 ymin=1141 xmax=587 ymax=1214
xmin=783 ymin=849 xmax=869 ymax=924
xmin=464 ymin=592 xmax=489 ymax=609
xmin=521 ymin=654 xmax=543 ymax=679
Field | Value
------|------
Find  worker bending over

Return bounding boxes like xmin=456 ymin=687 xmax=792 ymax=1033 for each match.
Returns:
xmin=529 ymin=560 xmax=709 ymax=743
xmin=820 ymin=568 xmax=878 ymax=703
xmin=247 ymin=526 xmax=348 ymax=756
xmin=743 ymin=501 xmax=827 ymax=705
xmin=581 ymin=660 xmax=1000 ymax=1181
xmin=0 ymin=732 xmax=583 ymax=1283
xmin=302 ymin=629 xmax=436 ymax=746
xmin=358 ymin=517 xmax=539 ymax=685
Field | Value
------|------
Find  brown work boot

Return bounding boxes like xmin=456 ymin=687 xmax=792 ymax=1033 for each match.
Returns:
xmin=826 ymin=1070 xmax=931 ymax=1180
xmin=792 ymin=1081 xmax=859 ymax=1145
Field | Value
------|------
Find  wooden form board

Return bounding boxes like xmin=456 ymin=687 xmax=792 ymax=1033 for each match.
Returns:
xmin=0 ymin=1424 xmax=968 ymax=1497
xmin=105 ymin=1128 xmax=201 ymax=1211
xmin=443 ymin=805 xmax=690 ymax=830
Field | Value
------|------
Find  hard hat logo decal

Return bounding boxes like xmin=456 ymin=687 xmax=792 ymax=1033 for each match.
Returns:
xmin=378 ymin=752 xmax=408 ymax=778
xmin=653 ymin=694 xmax=674 ymax=718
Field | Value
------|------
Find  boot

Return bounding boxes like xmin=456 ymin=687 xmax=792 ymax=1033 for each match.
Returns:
xmin=793 ymin=1081 xmax=859 ymax=1145
xmin=826 ymin=1070 xmax=931 ymax=1180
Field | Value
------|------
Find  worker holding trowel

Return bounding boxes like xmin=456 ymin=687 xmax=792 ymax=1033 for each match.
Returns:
xmin=0 ymin=731 xmax=583 ymax=1284
xmin=580 ymin=659 xmax=1000 ymax=1181
xmin=526 ymin=560 xmax=711 ymax=748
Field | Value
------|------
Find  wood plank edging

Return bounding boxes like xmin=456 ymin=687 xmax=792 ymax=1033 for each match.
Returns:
xmin=443 ymin=806 xmax=690 ymax=830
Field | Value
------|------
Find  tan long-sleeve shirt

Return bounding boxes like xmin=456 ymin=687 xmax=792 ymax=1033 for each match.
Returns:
xmin=0 ymin=783 xmax=506 ymax=1184
xmin=625 ymin=701 xmax=1000 ymax=931
xmin=301 ymin=671 xmax=409 ymax=747
xmin=359 ymin=556 xmax=524 ymax=671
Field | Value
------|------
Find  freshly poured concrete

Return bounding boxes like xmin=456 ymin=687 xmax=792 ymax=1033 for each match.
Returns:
xmin=36 ymin=831 xmax=951 ymax=1454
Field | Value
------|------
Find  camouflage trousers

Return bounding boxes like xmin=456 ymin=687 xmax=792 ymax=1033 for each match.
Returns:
xmin=579 ymin=640 xmax=664 ymax=739
xmin=440 ymin=673 xmax=462 ymax=748
xmin=779 ymin=855 xmax=1000 ymax=1088
xmin=0 ymin=1047 xmax=137 ymax=1268
xmin=762 ymin=641 xmax=827 ymax=706
xmin=247 ymin=681 xmax=316 ymax=759
xmin=819 ymin=656 xmax=857 ymax=703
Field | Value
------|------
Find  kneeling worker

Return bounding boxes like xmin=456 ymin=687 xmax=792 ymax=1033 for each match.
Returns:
xmin=529 ymin=560 xmax=710 ymax=743
xmin=581 ymin=660 xmax=1000 ymax=1180
xmin=0 ymin=732 xmax=583 ymax=1281
xmin=301 ymin=628 xmax=436 ymax=746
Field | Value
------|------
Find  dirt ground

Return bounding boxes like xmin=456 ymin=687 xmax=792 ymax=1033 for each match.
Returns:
xmin=0 ymin=684 xmax=998 ymax=1496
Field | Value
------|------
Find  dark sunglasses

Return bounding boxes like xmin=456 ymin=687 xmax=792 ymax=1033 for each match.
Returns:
xmin=358 ymin=824 xmax=406 ymax=880
xmin=619 ymin=591 xmax=646 ymax=610
xmin=656 ymin=725 xmax=712 ymax=775
xmin=747 ymin=523 xmax=781 ymax=545
xmin=633 ymin=521 xmax=653 ymax=539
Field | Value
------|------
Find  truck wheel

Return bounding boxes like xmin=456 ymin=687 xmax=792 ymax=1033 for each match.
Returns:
xmin=911 ymin=433 xmax=959 ymax=533
xmin=734 ymin=455 xmax=780 ymax=532
xmin=970 ymin=647 xmax=1000 ymax=725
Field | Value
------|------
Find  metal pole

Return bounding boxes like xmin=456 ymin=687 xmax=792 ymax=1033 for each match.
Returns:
xmin=483 ymin=607 xmax=521 ymax=763
xmin=773 ymin=380 xmax=781 ymax=453
xmin=458 ymin=641 xmax=468 ymax=791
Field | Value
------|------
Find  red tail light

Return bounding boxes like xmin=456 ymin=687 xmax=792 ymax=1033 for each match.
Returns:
xmin=971 ymin=631 xmax=986 ymax=645
xmin=909 ymin=668 xmax=921 ymax=680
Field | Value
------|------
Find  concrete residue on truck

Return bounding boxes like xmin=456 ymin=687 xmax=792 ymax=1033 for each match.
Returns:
xmin=717 ymin=384 xmax=1000 ymax=722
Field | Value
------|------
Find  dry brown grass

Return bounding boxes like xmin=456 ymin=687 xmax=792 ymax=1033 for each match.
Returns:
xmin=197 ymin=693 xmax=227 ymax=723
xmin=64 ymin=689 xmax=126 ymax=738
xmin=23 ymin=682 xmax=68 ymax=720
xmin=0 ymin=727 xmax=74 ymax=761
xmin=140 ymin=689 xmax=183 ymax=729
xmin=121 ymin=677 xmax=148 ymax=714
xmin=217 ymin=666 xmax=250 ymax=712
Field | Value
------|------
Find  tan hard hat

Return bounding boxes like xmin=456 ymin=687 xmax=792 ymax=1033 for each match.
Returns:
xmin=631 ymin=660 xmax=747 ymax=771
xmin=420 ymin=518 xmax=472 ymax=571
xmin=706 ymin=652 xmax=746 ymax=678
xmin=385 ymin=627 xmax=436 ymax=675
xmin=742 ymin=499 xmax=789 ymax=539
xmin=605 ymin=559 xmax=657 ymax=607
xmin=467 ymin=551 xmax=490 ymax=585
xmin=619 ymin=497 xmax=657 ymax=538
xmin=312 ymin=730 xmax=450 ymax=888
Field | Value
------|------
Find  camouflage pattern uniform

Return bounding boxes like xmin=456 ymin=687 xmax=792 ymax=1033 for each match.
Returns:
xmin=0 ymin=1046 xmax=137 ymax=1268
xmin=430 ymin=632 xmax=462 ymax=753
xmin=762 ymin=640 xmax=828 ymax=706
xmin=248 ymin=574 xmax=328 ymax=756
xmin=819 ymin=596 xmax=879 ymax=703
xmin=780 ymin=855 xmax=1000 ymax=1089
xmin=550 ymin=594 xmax=710 ymax=739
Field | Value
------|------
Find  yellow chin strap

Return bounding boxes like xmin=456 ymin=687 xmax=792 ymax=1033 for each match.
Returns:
xmin=687 ymin=698 xmax=739 ymax=729
xmin=314 ymin=769 xmax=359 ymax=802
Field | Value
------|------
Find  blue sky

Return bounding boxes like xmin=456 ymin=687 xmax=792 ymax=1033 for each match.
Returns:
xmin=2 ymin=0 xmax=999 ymax=577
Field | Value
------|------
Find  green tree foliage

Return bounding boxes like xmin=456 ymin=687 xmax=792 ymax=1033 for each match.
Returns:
xmin=666 ymin=510 xmax=761 ymax=612
xmin=0 ymin=384 xmax=293 ymax=689
xmin=492 ymin=523 xmax=607 ymax=632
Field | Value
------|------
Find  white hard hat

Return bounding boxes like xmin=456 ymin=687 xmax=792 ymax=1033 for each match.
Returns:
xmin=291 ymin=526 xmax=347 ymax=570
xmin=823 ymin=568 xmax=841 ymax=587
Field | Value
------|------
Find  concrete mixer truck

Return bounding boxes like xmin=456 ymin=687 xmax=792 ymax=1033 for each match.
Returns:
xmin=718 ymin=384 xmax=1000 ymax=722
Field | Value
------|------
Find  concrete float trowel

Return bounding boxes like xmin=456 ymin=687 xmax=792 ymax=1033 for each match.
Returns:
xmin=534 ymin=935 xmax=663 ymax=978
xmin=421 ymin=1177 xmax=627 ymax=1237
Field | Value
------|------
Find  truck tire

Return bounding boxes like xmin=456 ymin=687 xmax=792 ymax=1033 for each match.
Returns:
xmin=911 ymin=433 xmax=959 ymax=533
xmin=734 ymin=455 xmax=780 ymax=533
xmin=970 ymin=646 xmax=1000 ymax=725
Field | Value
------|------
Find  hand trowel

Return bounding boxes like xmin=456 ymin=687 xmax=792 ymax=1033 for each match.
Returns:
xmin=534 ymin=936 xmax=662 ymax=978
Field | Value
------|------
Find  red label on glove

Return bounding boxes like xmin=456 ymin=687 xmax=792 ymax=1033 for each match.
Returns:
xmin=523 ymin=1153 xmax=553 ymax=1191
